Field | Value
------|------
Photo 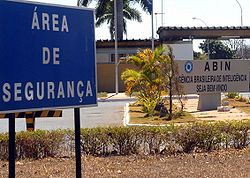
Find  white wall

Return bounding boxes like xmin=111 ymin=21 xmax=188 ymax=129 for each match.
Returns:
xmin=96 ymin=48 xmax=138 ymax=63
xmin=167 ymin=42 xmax=194 ymax=60
xmin=96 ymin=41 xmax=194 ymax=63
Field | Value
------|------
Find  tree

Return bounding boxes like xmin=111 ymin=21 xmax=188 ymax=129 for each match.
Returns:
xmin=78 ymin=0 xmax=152 ymax=40
xmin=199 ymin=40 xmax=236 ymax=59
xmin=193 ymin=51 xmax=207 ymax=60
xmin=226 ymin=39 xmax=247 ymax=59
xmin=158 ymin=45 xmax=184 ymax=119
xmin=241 ymin=44 xmax=250 ymax=59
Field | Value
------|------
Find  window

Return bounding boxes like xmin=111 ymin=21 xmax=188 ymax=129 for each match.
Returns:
xmin=110 ymin=53 xmax=127 ymax=63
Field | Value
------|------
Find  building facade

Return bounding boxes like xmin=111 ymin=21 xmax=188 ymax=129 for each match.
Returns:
xmin=96 ymin=39 xmax=193 ymax=92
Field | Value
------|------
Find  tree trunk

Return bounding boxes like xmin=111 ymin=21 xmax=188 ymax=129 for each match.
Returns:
xmin=168 ymin=57 xmax=175 ymax=120
xmin=116 ymin=0 xmax=124 ymax=40
xmin=169 ymin=79 xmax=173 ymax=120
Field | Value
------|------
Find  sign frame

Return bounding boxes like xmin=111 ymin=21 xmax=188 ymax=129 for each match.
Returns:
xmin=0 ymin=0 xmax=98 ymax=114
xmin=176 ymin=59 xmax=250 ymax=94
xmin=2 ymin=1 xmax=97 ymax=178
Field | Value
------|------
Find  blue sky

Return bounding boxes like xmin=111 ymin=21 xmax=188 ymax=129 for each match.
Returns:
xmin=29 ymin=0 xmax=250 ymax=50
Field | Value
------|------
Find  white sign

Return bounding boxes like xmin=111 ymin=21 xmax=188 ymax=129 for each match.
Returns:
xmin=176 ymin=60 xmax=250 ymax=94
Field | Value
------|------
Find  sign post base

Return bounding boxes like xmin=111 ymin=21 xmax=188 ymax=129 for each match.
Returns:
xmin=197 ymin=93 xmax=221 ymax=111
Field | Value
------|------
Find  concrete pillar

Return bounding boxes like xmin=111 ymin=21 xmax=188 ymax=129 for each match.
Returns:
xmin=197 ymin=93 xmax=221 ymax=111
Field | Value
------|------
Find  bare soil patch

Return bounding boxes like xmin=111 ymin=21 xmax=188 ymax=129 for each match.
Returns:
xmin=1 ymin=149 xmax=250 ymax=178
xmin=182 ymin=98 xmax=250 ymax=121
xmin=227 ymin=98 xmax=250 ymax=114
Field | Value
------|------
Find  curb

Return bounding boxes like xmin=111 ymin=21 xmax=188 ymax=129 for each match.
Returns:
xmin=123 ymin=103 xmax=129 ymax=126
xmin=98 ymin=93 xmax=137 ymax=102
xmin=98 ymin=94 xmax=199 ymax=103
xmin=98 ymin=97 xmax=136 ymax=102
xmin=123 ymin=102 xmax=167 ymax=127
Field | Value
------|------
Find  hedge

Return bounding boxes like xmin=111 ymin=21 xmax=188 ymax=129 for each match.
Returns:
xmin=0 ymin=120 xmax=250 ymax=160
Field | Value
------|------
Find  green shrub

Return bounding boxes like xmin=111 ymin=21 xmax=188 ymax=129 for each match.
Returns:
xmin=139 ymin=126 xmax=168 ymax=154
xmin=80 ymin=127 xmax=113 ymax=155
xmin=237 ymin=96 xmax=248 ymax=102
xmin=228 ymin=120 xmax=250 ymax=148
xmin=97 ymin=92 xmax=108 ymax=98
xmin=0 ymin=133 xmax=8 ymax=160
xmin=0 ymin=120 xmax=250 ymax=160
xmin=138 ymin=93 xmax=159 ymax=117
xmin=174 ymin=124 xmax=201 ymax=153
xmin=109 ymin=127 xmax=142 ymax=155
xmin=15 ymin=130 xmax=65 ymax=159
xmin=80 ymin=127 xmax=144 ymax=155
xmin=226 ymin=92 xmax=239 ymax=99
xmin=0 ymin=130 xmax=66 ymax=160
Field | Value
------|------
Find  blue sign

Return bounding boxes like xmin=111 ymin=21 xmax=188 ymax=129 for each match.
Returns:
xmin=0 ymin=0 xmax=97 ymax=113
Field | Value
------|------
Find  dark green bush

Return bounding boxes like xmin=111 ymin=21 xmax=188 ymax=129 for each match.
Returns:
xmin=0 ymin=133 xmax=8 ymax=160
xmin=80 ymin=127 xmax=113 ymax=155
xmin=110 ymin=127 xmax=140 ymax=155
xmin=226 ymin=92 xmax=239 ymax=99
xmin=0 ymin=120 xmax=250 ymax=160
xmin=0 ymin=130 xmax=66 ymax=160
xmin=16 ymin=130 xmax=65 ymax=159
xmin=80 ymin=127 xmax=143 ymax=155
xmin=227 ymin=121 xmax=250 ymax=148
xmin=141 ymin=126 xmax=171 ymax=154
xmin=175 ymin=122 xmax=224 ymax=153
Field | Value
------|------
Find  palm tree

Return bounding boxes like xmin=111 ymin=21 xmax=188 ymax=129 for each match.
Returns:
xmin=95 ymin=0 xmax=142 ymax=40
xmin=78 ymin=0 xmax=152 ymax=40
xmin=122 ymin=45 xmax=184 ymax=119
xmin=121 ymin=47 xmax=164 ymax=116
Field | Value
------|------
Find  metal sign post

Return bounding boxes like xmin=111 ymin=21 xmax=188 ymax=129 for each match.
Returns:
xmin=74 ymin=108 xmax=81 ymax=178
xmin=8 ymin=113 xmax=16 ymax=178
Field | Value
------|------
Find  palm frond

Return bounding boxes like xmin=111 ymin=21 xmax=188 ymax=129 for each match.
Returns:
xmin=123 ymin=6 xmax=142 ymax=22
xmin=96 ymin=14 xmax=112 ymax=27
xmin=77 ymin=0 xmax=93 ymax=7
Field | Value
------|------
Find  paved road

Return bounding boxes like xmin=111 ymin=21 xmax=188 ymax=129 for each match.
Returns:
xmin=0 ymin=100 xmax=128 ymax=133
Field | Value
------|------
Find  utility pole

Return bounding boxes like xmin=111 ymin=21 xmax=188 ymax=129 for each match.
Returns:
xmin=114 ymin=0 xmax=119 ymax=94
xmin=235 ymin=0 xmax=244 ymax=58
xmin=192 ymin=17 xmax=210 ymax=59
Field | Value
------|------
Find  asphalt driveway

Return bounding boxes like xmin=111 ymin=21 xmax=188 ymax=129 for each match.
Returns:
xmin=0 ymin=100 xmax=128 ymax=133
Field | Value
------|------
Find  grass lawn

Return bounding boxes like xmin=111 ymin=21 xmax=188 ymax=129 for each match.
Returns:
xmin=129 ymin=105 xmax=198 ymax=125
xmin=97 ymin=92 xmax=108 ymax=98
xmin=226 ymin=98 xmax=250 ymax=114
xmin=129 ymin=97 xmax=250 ymax=125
